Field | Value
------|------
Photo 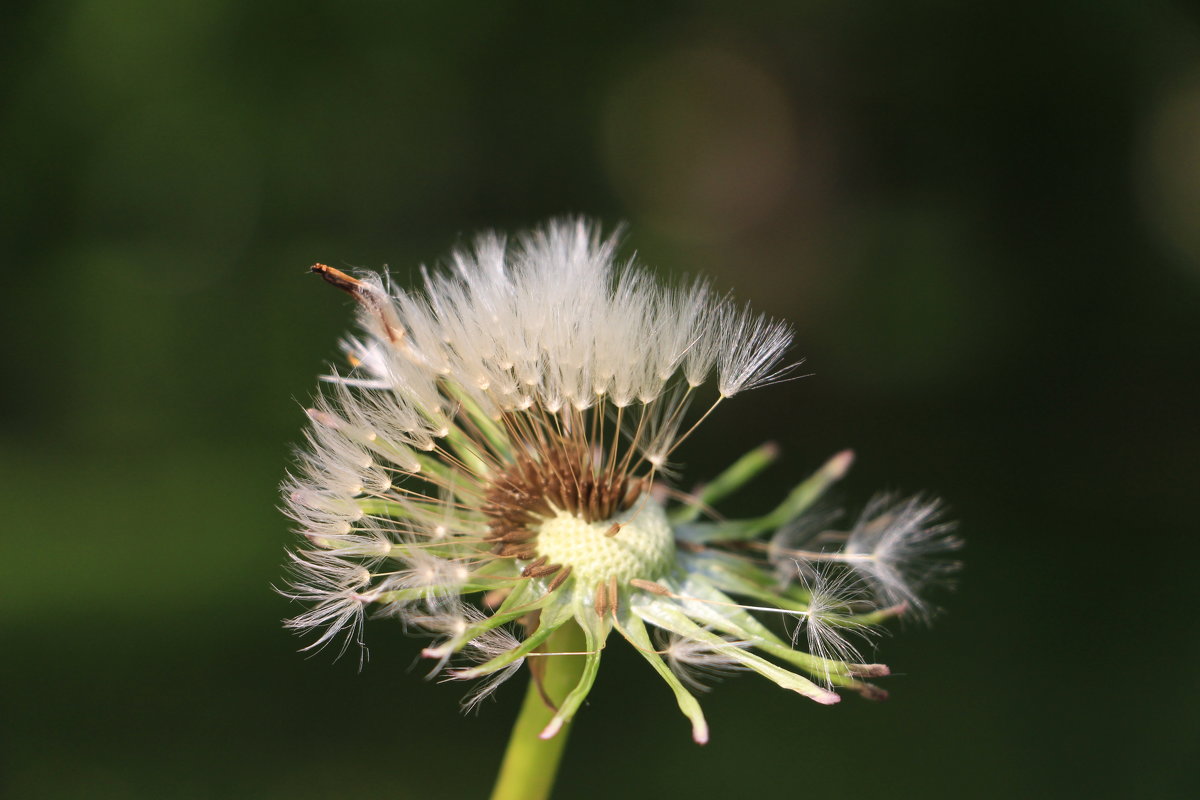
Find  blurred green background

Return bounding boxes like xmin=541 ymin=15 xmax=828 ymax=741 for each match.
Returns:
xmin=2 ymin=1 xmax=1198 ymax=798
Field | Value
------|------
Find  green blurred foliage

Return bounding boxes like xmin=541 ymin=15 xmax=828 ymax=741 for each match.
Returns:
xmin=1 ymin=1 xmax=1198 ymax=798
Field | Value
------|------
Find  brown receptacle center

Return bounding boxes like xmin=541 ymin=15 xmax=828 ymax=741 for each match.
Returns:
xmin=481 ymin=439 xmax=647 ymax=563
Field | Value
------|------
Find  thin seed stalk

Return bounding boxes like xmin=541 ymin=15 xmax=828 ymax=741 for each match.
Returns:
xmin=490 ymin=619 xmax=587 ymax=800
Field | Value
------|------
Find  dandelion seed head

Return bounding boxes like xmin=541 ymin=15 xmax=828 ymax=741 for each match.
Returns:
xmin=280 ymin=219 xmax=957 ymax=738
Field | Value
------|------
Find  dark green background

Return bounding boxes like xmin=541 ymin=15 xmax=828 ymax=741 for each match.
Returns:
xmin=2 ymin=2 xmax=1198 ymax=798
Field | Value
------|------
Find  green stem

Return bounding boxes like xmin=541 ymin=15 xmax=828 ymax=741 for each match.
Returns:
xmin=490 ymin=620 xmax=587 ymax=800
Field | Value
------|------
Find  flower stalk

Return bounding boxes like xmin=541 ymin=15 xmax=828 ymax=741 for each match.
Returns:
xmin=490 ymin=620 xmax=587 ymax=800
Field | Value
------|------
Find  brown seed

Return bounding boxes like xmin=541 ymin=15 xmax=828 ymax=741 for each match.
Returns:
xmin=525 ymin=562 xmax=562 ymax=579
xmin=629 ymin=579 xmax=672 ymax=596
xmin=520 ymin=556 xmax=548 ymax=577
xmin=497 ymin=542 xmax=537 ymax=559
xmin=593 ymin=582 xmax=610 ymax=618
xmin=491 ymin=528 xmax=535 ymax=544
xmin=547 ymin=565 xmax=573 ymax=592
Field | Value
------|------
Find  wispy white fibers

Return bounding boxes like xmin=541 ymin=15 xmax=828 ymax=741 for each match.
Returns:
xmin=843 ymin=494 xmax=962 ymax=617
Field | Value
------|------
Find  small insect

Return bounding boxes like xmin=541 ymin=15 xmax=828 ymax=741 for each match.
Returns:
xmin=310 ymin=263 xmax=406 ymax=346
xmin=310 ymin=263 xmax=362 ymax=296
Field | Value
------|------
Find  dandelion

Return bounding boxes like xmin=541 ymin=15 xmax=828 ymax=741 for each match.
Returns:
xmin=281 ymin=219 xmax=959 ymax=799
